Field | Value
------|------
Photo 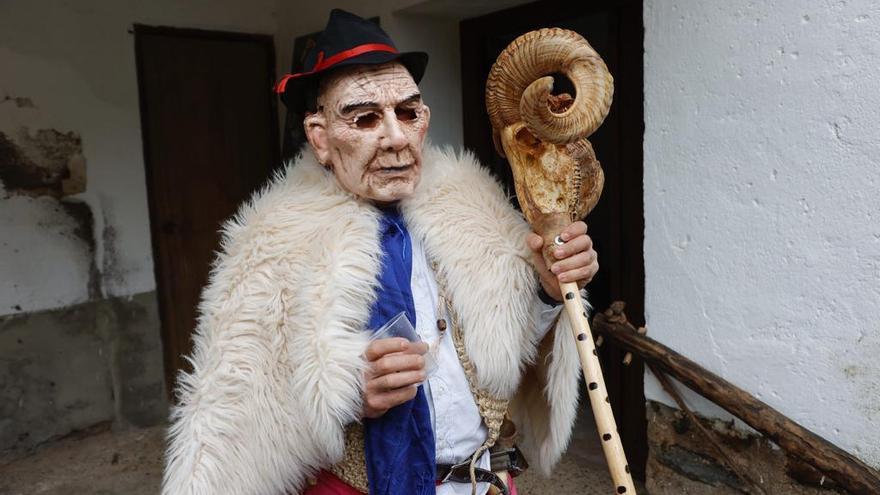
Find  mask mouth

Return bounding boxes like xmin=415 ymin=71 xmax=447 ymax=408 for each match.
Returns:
xmin=375 ymin=163 xmax=414 ymax=175
xmin=372 ymin=149 xmax=416 ymax=172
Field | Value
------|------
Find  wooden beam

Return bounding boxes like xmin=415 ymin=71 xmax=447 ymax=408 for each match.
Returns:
xmin=592 ymin=303 xmax=880 ymax=495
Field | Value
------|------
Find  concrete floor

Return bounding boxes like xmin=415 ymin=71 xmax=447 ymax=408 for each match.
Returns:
xmin=0 ymin=423 xmax=165 ymax=495
xmin=0 ymin=410 xmax=644 ymax=494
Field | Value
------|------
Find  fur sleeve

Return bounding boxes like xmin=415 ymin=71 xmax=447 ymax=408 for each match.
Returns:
xmin=161 ymin=260 xmax=370 ymax=495
xmin=162 ymin=168 xmax=376 ymax=495
xmin=509 ymin=293 xmax=584 ymax=476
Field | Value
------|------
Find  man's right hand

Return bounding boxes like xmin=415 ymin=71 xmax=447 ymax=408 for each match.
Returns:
xmin=362 ymin=337 xmax=428 ymax=418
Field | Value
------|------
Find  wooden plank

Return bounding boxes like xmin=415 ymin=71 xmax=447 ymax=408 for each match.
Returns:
xmin=593 ymin=305 xmax=880 ymax=495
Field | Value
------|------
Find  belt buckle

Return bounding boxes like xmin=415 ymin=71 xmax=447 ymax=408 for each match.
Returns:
xmin=489 ymin=446 xmax=528 ymax=477
xmin=439 ymin=458 xmax=472 ymax=484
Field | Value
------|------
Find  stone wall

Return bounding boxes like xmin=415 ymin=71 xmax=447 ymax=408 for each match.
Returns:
xmin=646 ymin=401 xmax=847 ymax=494
xmin=0 ymin=292 xmax=166 ymax=462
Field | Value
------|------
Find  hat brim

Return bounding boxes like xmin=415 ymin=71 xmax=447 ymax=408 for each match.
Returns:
xmin=281 ymin=50 xmax=428 ymax=112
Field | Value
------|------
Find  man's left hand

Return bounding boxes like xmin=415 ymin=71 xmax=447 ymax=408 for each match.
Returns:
xmin=526 ymin=221 xmax=598 ymax=302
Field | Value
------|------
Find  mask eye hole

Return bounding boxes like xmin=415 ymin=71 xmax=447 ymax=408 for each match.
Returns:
xmin=395 ymin=107 xmax=418 ymax=122
xmin=354 ymin=112 xmax=381 ymax=129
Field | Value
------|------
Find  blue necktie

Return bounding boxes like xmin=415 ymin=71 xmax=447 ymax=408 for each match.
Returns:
xmin=363 ymin=208 xmax=436 ymax=495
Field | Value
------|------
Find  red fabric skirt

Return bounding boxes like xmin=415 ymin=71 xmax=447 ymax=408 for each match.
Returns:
xmin=302 ymin=470 xmax=519 ymax=495
xmin=303 ymin=471 xmax=365 ymax=495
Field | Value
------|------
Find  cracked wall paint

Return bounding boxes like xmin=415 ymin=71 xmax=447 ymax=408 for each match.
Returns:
xmin=0 ymin=127 xmax=86 ymax=198
xmin=1 ymin=94 xmax=36 ymax=109
xmin=645 ymin=0 xmax=880 ymax=468
xmin=0 ymin=0 xmax=276 ymax=314
xmin=0 ymin=54 xmax=156 ymax=314
xmin=0 ymin=123 xmax=101 ymax=310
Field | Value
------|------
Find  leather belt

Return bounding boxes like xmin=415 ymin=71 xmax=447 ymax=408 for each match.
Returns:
xmin=436 ymin=447 xmax=528 ymax=495
xmin=436 ymin=462 xmax=508 ymax=495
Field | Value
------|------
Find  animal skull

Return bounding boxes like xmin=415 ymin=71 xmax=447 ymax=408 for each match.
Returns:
xmin=486 ymin=28 xmax=613 ymax=266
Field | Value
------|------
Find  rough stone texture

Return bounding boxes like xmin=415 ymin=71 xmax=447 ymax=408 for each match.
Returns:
xmin=0 ymin=302 xmax=115 ymax=460
xmin=97 ymin=294 xmax=168 ymax=429
xmin=646 ymin=401 xmax=844 ymax=495
xmin=0 ymin=127 xmax=85 ymax=198
xmin=0 ymin=292 xmax=167 ymax=462
xmin=644 ymin=0 xmax=880 ymax=468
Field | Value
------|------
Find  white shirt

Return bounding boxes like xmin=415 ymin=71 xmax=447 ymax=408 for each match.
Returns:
xmin=409 ymin=236 xmax=561 ymax=495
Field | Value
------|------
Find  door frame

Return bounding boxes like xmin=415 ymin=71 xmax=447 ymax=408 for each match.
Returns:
xmin=133 ymin=24 xmax=280 ymax=396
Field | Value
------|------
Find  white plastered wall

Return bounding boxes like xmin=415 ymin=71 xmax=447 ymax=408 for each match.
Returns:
xmin=643 ymin=0 xmax=880 ymax=467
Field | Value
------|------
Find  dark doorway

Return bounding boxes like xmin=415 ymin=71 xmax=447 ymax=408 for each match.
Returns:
xmin=134 ymin=25 xmax=281 ymax=395
xmin=461 ymin=0 xmax=647 ymax=479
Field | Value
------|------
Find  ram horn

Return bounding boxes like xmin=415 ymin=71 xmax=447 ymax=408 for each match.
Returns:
xmin=485 ymin=28 xmax=614 ymax=146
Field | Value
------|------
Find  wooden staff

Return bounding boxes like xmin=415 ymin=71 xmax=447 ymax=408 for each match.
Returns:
xmin=485 ymin=28 xmax=635 ymax=493
xmin=559 ymin=280 xmax=636 ymax=494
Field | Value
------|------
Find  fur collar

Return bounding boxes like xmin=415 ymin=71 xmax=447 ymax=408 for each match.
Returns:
xmin=253 ymin=144 xmax=542 ymax=397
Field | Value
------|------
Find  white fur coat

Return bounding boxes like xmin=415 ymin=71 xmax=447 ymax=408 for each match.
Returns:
xmin=162 ymin=146 xmax=582 ymax=495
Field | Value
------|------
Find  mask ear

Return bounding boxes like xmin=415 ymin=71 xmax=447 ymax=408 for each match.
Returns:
xmin=304 ymin=112 xmax=331 ymax=166
xmin=422 ymin=103 xmax=432 ymax=129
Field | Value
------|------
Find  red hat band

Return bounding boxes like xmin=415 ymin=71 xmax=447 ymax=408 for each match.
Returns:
xmin=274 ymin=43 xmax=398 ymax=94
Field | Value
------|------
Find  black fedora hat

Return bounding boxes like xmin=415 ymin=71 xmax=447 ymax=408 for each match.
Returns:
xmin=275 ymin=9 xmax=429 ymax=112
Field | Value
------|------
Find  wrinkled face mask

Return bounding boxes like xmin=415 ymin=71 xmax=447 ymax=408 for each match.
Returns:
xmin=305 ymin=62 xmax=431 ymax=205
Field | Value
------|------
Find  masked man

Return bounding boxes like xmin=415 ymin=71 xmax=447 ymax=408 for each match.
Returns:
xmin=163 ymin=9 xmax=598 ymax=495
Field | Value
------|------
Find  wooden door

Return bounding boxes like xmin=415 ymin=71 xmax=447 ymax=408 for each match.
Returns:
xmin=134 ymin=25 xmax=280 ymax=394
xmin=461 ymin=0 xmax=647 ymax=478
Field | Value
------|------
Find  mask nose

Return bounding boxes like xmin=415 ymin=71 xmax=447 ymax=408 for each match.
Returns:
xmin=380 ymin=109 xmax=408 ymax=151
